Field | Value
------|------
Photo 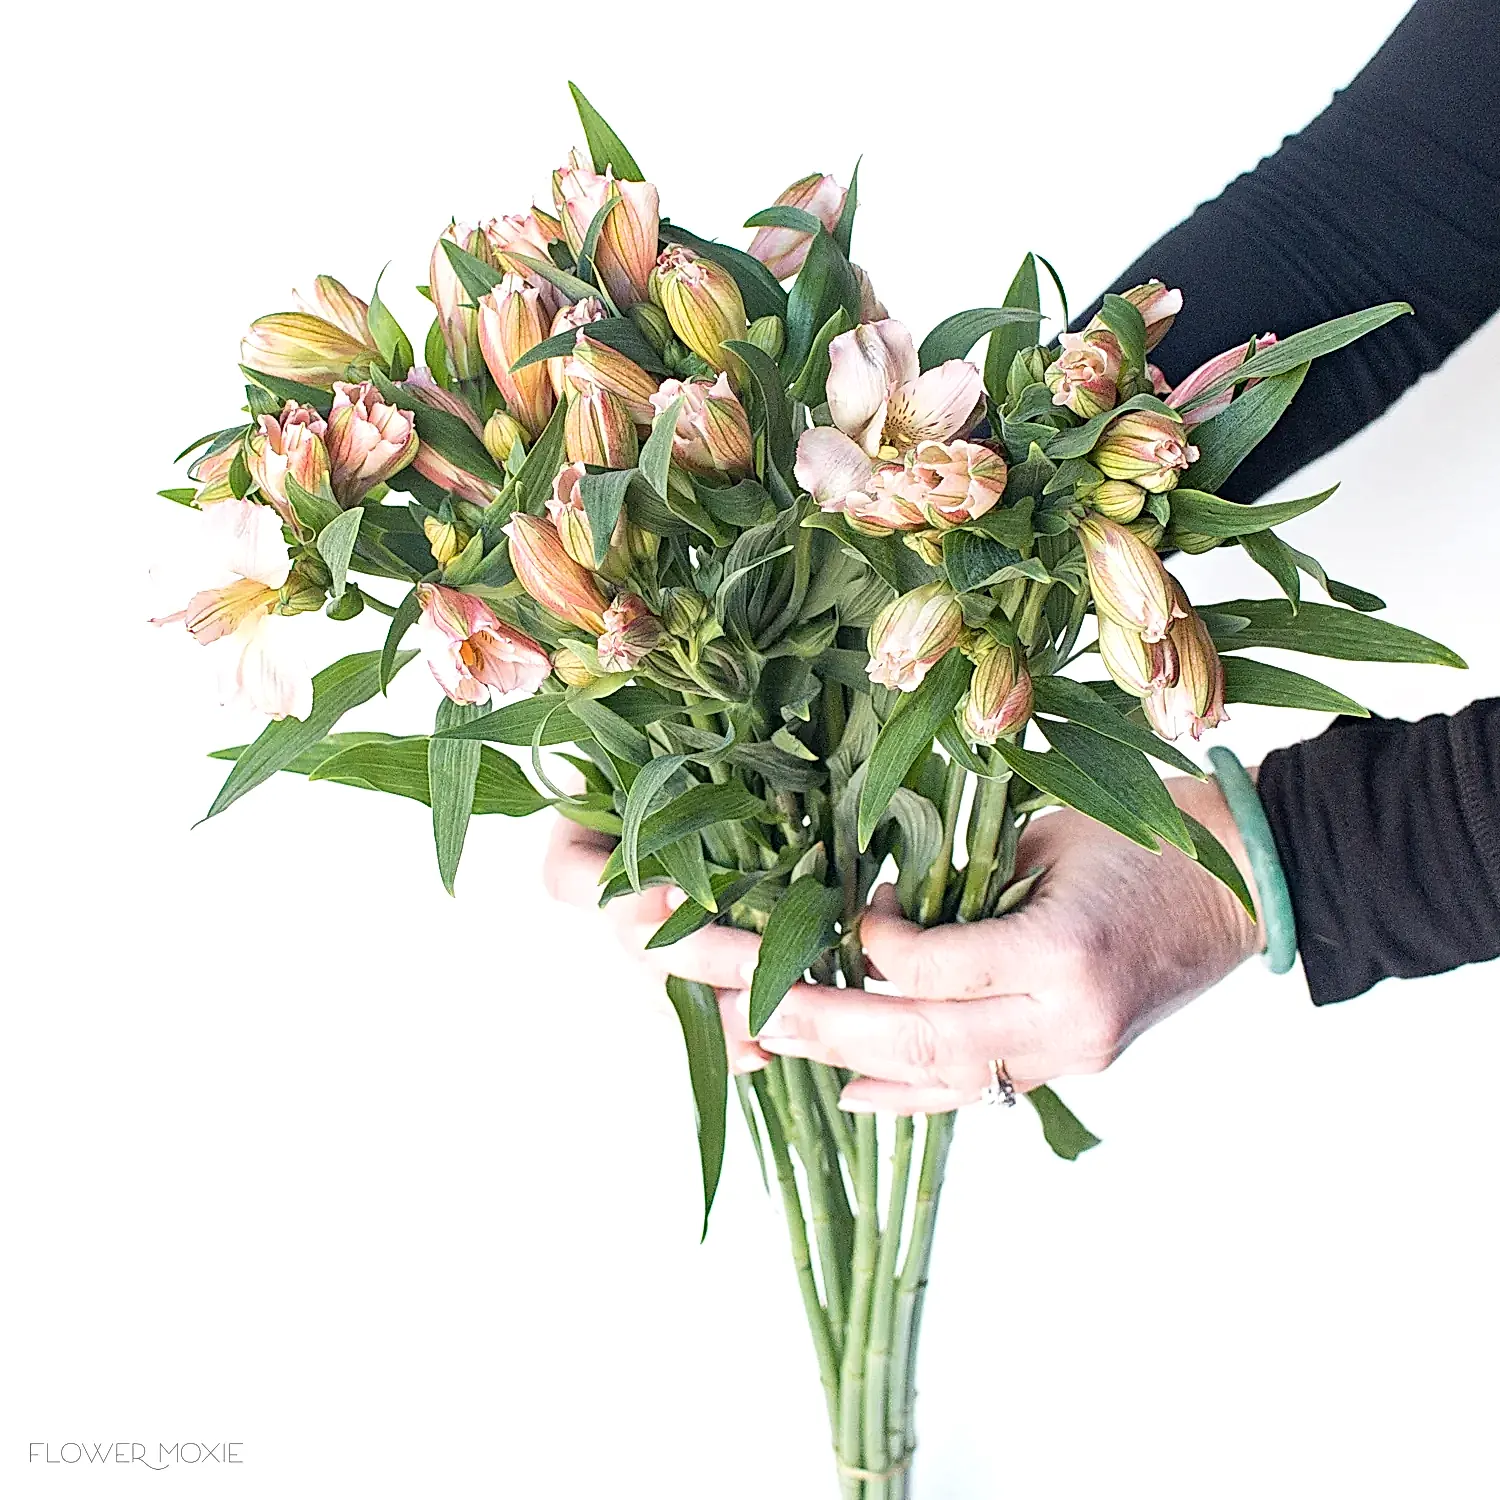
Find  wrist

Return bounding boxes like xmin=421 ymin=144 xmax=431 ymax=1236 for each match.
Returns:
xmin=1169 ymin=769 xmax=1266 ymax=963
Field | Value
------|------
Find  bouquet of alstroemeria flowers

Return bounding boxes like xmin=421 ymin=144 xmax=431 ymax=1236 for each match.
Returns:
xmin=158 ymin=87 xmax=1462 ymax=1499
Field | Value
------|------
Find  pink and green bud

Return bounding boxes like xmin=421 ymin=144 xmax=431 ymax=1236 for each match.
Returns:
xmin=650 ymin=244 xmax=748 ymax=370
xmin=596 ymin=592 xmax=663 ymax=674
xmin=551 ymin=644 xmax=596 ymax=688
xmin=244 ymin=402 xmax=330 ymax=527
xmin=1094 ymin=409 xmax=1198 ymax=493
xmin=909 ymin=439 xmax=1008 ymax=528
xmin=478 ymin=274 xmax=556 ymax=440
xmin=547 ymin=298 xmax=608 ymax=397
xmin=413 ymin=582 xmax=550 ymax=706
xmin=241 ymin=311 xmax=374 ymax=388
xmin=324 ymin=381 xmax=418 ymax=505
xmin=484 ymin=209 xmax=567 ymax=310
xmin=564 ymin=382 xmax=638 ymax=468
xmin=411 ymin=445 xmax=503 ymax=507
xmin=504 ymin=512 xmax=608 ymax=633
xmin=866 ymin=582 xmax=965 ymax=692
xmin=1089 ymin=479 xmax=1146 ymax=522
xmin=649 ymin=374 xmax=754 ymax=478
xmin=1096 ymin=613 xmax=1175 ymax=698
xmin=962 ymin=643 xmax=1033 ymax=743
xmin=483 ymin=409 xmax=526 ymax=467
xmin=294 ymin=275 xmax=372 ymax=346
xmin=546 ymin=460 xmax=598 ymax=570
xmin=747 ymin=172 xmax=847 ymax=280
xmin=1045 ymin=330 xmax=1122 ymax=418
xmin=188 ymin=440 xmax=241 ymax=504
xmin=565 ymin=333 xmax=660 ymax=424
xmin=1144 ymin=588 xmax=1227 ymax=740
xmin=1119 ymin=281 xmax=1184 ymax=351
xmin=429 ymin=222 xmax=494 ymax=383
xmin=554 ymin=160 xmax=660 ymax=308
xmin=1078 ymin=514 xmax=1184 ymax=642
xmin=1167 ymin=334 xmax=1277 ymax=426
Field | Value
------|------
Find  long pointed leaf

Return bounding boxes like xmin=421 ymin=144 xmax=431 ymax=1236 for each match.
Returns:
xmin=568 ymin=82 xmax=645 ymax=180
xmin=664 ymin=976 xmax=728 ymax=1240
xmin=430 ymin=699 xmax=484 ymax=893
xmin=747 ymin=878 xmax=842 ymax=1034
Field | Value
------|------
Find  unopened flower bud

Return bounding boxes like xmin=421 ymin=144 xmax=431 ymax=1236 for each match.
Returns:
xmin=1167 ymin=526 xmax=1222 ymax=555
xmin=853 ymin=263 xmax=889 ymax=322
xmin=962 ymin=643 xmax=1033 ymax=743
xmin=478 ymin=274 xmax=556 ymax=440
xmin=553 ymin=162 xmax=660 ymax=308
xmin=649 ymin=374 xmax=753 ymax=478
xmin=483 ymin=410 xmax=527 ymax=467
xmin=424 ymin=516 xmax=465 ymax=567
xmin=505 ymin=512 xmax=608 ymax=632
xmin=1094 ymin=410 xmax=1198 ymax=493
xmin=547 ymin=298 xmax=609 ymax=397
xmin=909 ymin=439 xmax=1007 ymax=528
xmin=552 ymin=644 xmax=596 ymax=687
xmin=626 ymin=301 xmax=672 ymax=354
xmin=1144 ymin=585 xmax=1226 ymax=740
xmin=866 ymin=582 xmax=965 ymax=692
xmin=294 ymin=275 xmax=372 ymax=346
xmin=746 ymin=315 xmax=786 ymax=359
xmin=660 ymin=586 xmax=710 ymax=639
xmin=1119 ymin=281 xmax=1184 ymax=351
xmin=1167 ymin=334 xmax=1278 ymax=426
xmin=650 ymin=244 xmax=748 ymax=370
xmin=325 ymin=381 xmax=418 ymax=505
xmin=1078 ymin=514 xmax=1184 ymax=643
xmin=241 ymin=311 xmax=375 ymax=388
xmin=326 ymin=587 xmax=365 ymax=621
xmin=1045 ymin=330 xmax=1121 ymax=418
xmin=747 ymin=173 xmax=847 ymax=280
xmin=278 ymin=564 xmax=328 ymax=616
xmin=565 ymin=383 xmax=638 ymax=468
xmin=429 ymin=222 xmax=494 ymax=383
xmin=1089 ymin=479 xmax=1146 ymax=523
xmin=565 ymin=333 xmax=660 ymax=423
xmin=1097 ymin=614 xmax=1176 ymax=698
xmin=1128 ymin=517 xmax=1166 ymax=549
xmin=244 ymin=402 xmax=330 ymax=528
xmin=597 ymin=592 xmax=663 ymax=674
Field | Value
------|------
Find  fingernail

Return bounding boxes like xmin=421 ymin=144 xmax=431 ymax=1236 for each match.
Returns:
xmin=839 ymin=1092 xmax=877 ymax=1113
xmin=665 ymin=887 xmax=688 ymax=911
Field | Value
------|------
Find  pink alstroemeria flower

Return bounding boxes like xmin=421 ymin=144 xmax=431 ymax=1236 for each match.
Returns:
xmin=1167 ymin=334 xmax=1278 ymax=426
xmin=152 ymin=498 xmax=313 ymax=721
xmin=413 ymin=583 xmax=551 ymax=706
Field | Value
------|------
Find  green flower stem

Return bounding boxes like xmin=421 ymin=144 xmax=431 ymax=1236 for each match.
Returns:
xmin=755 ymin=1065 xmax=840 ymax=1434
xmin=810 ymin=1057 xmax=858 ymax=1167
xmin=958 ymin=751 xmax=1009 ymax=922
xmin=888 ymin=1110 xmax=956 ymax=1476
xmin=838 ymin=1112 xmax=880 ymax=1496
xmin=863 ymin=1114 xmax=915 ymax=1500
xmin=783 ymin=1057 xmax=848 ymax=1348
xmin=821 ymin=679 xmax=848 ymax=760
xmin=918 ymin=760 xmax=968 ymax=927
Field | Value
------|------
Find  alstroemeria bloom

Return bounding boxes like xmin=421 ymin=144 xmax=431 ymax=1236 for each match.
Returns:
xmin=294 ymin=275 xmax=372 ymax=346
xmin=596 ymin=592 xmax=663 ymax=673
xmin=650 ymin=375 xmax=754 ymax=477
xmin=478 ymin=274 xmax=555 ymax=439
xmin=429 ymin=222 xmax=493 ymax=382
xmin=484 ymin=209 xmax=568 ymax=315
xmin=1144 ymin=584 xmax=1227 ymax=740
xmin=152 ymin=497 xmax=312 ymax=721
xmin=564 ymin=381 xmax=638 ymax=468
xmin=1096 ymin=613 xmax=1176 ymax=698
xmin=241 ymin=311 xmax=375 ymax=388
xmin=1167 ymin=334 xmax=1277 ymax=426
xmin=650 ymin=245 xmax=748 ymax=369
xmin=553 ymin=159 xmax=660 ymax=308
xmin=547 ymin=298 xmax=608 ymax=397
xmin=1078 ymin=514 xmax=1185 ymax=643
xmin=400 ymin=370 xmax=501 ymax=504
xmin=747 ymin=172 xmax=847 ymax=280
xmin=1094 ymin=410 xmax=1198 ymax=494
xmin=244 ymin=401 xmax=329 ymax=527
xmin=1045 ymin=330 xmax=1122 ymax=418
xmin=963 ymin=644 xmax=1033 ymax=744
xmin=505 ymin=512 xmax=609 ymax=633
xmin=909 ymin=439 xmax=1008 ymax=528
xmin=413 ymin=583 xmax=550 ymax=706
xmin=325 ymin=381 xmax=418 ymax=505
xmin=795 ymin=320 xmax=983 ymax=526
xmin=866 ymin=582 xmax=965 ymax=692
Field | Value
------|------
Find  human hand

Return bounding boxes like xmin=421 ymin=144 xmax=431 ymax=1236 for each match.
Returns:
xmin=541 ymin=813 xmax=771 ymax=1074
xmin=745 ymin=774 xmax=1265 ymax=1112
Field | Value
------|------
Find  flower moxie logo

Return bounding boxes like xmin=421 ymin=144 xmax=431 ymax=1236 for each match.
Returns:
xmin=29 ymin=1441 xmax=243 ymax=1470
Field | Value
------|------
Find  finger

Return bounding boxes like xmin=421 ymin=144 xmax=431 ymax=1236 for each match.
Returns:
xmin=838 ymin=1073 xmax=1047 ymax=1114
xmin=860 ymin=883 xmax=1063 ymax=1000
xmin=751 ymin=983 xmax=1057 ymax=1087
xmin=606 ymin=892 xmax=764 ymax=988
xmin=542 ymin=814 xmax=617 ymax=908
xmin=718 ymin=990 xmax=770 ymax=1075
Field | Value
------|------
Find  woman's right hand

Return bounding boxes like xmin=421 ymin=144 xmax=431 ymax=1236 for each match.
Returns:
xmin=542 ymin=814 xmax=771 ymax=1075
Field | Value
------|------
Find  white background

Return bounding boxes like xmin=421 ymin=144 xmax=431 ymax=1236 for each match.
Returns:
xmin=4 ymin=1 xmax=1497 ymax=1496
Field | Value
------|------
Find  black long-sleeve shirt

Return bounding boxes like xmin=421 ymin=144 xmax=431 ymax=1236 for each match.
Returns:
xmin=1079 ymin=0 xmax=1500 ymax=1002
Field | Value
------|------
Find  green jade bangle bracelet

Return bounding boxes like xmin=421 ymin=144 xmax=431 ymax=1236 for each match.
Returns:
xmin=1206 ymin=746 xmax=1298 ymax=975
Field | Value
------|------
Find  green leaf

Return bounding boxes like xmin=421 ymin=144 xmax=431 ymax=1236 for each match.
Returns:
xmin=787 ymin=306 xmax=849 ymax=407
xmin=658 ymin=833 xmax=717 ymax=912
xmin=918 ymin=306 xmax=1051 ymax=373
xmin=208 ymin=731 xmax=398 ymax=774
xmin=305 ymin=736 xmax=548 ymax=815
xmin=723 ymin=338 xmax=796 ymax=482
xmin=747 ymin=877 xmax=842 ymax=1034
xmin=1029 ymin=675 xmax=1204 ymax=778
xmin=1204 ymin=598 xmax=1466 ymax=667
xmin=578 ymin=468 xmax=636 ymax=568
xmin=284 ymin=473 xmax=341 ymax=535
xmin=1025 ymin=1085 xmax=1101 ymax=1160
xmin=368 ymin=268 xmax=413 ymax=379
xmin=316 ymin=506 xmax=363 ymax=600
xmin=639 ymin=397 xmax=680 ymax=499
xmin=202 ymin=650 xmax=417 ymax=821
xmin=509 ymin=399 xmax=569 ymax=520
xmin=381 ymin=587 xmax=422 ymax=693
xmin=784 ymin=230 xmax=859 ymax=376
xmin=1043 ymin=392 xmax=1178 ymax=461
xmin=1181 ymin=366 xmax=1307 ymax=493
xmin=574 ymin=192 xmax=621 ymax=292
xmin=601 ymin=783 xmax=766 ymax=883
xmin=569 ymin=694 xmax=654 ymax=765
xmin=158 ymin=486 xmax=200 ymax=507
xmin=1220 ymin=656 xmax=1369 ymax=716
xmin=1282 ymin=543 xmax=1385 ymax=612
xmin=1168 ymin=484 xmax=1338 ymax=538
xmin=430 ymin=699 xmax=483 ymax=893
xmin=439 ymin=237 xmax=506 ymax=305
xmin=832 ymin=157 xmax=859 ymax=256
xmin=1096 ymin=294 xmax=1147 ymax=380
xmin=568 ymin=82 xmax=645 ymax=180
xmin=664 ymin=976 xmax=728 ymax=1241
xmin=984 ymin=253 xmax=1042 ymax=400
xmin=622 ymin=755 xmax=688 ymax=891
xmin=857 ymin=650 xmax=972 ymax=850
xmin=941 ymin=530 xmax=1049 ymax=592
xmin=1178 ymin=811 xmax=1255 ymax=918
xmin=744 ymin=205 xmax=826 ymax=235
xmin=238 ymin=365 xmax=332 ymax=406
xmin=1183 ymin=302 xmax=1414 ymax=408
xmin=1240 ymin=529 xmax=1301 ymax=608
xmin=1041 ymin=721 xmax=1195 ymax=856
xmin=991 ymin=740 xmax=1162 ymax=852
xmin=646 ymin=868 xmax=773 ymax=951
xmin=509 ymin=315 xmax=668 ymax=377
xmin=437 ymin=687 xmax=683 ymax=744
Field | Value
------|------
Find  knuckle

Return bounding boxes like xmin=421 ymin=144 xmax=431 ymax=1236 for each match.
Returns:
xmin=893 ymin=1010 xmax=943 ymax=1074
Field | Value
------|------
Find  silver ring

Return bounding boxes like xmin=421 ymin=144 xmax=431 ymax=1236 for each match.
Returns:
xmin=980 ymin=1058 xmax=1016 ymax=1107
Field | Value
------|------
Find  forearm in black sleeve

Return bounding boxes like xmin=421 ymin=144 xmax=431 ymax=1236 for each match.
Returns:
xmin=1256 ymin=702 xmax=1500 ymax=1003
xmin=1074 ymin=0 xmax=1500 ymax=502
